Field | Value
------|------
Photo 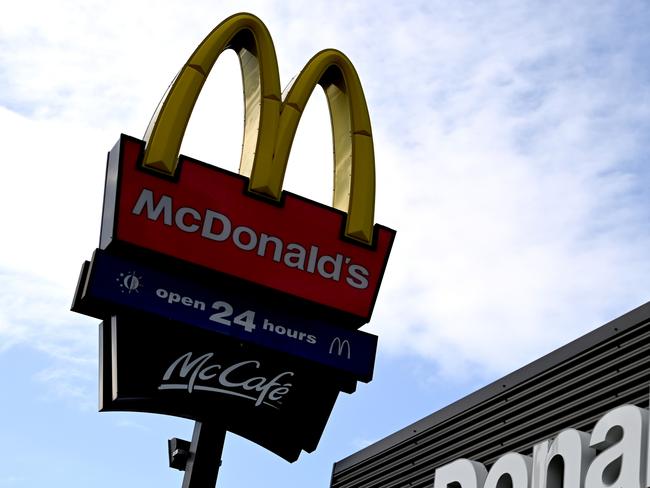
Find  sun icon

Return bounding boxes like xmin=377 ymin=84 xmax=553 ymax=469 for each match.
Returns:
xmin=116 ymin=272 xmax=144 ymax=294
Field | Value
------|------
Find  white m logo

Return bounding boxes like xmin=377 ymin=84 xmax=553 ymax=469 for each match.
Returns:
xmin=329 ymin=338 xmax=351 ymax=359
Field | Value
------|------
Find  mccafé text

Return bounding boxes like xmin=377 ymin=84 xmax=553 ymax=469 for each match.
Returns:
xmin=159 ymin=352 xmax=293 ymax=409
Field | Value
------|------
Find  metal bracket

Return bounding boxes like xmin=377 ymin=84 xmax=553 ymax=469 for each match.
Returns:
xmin=168 ymin=422 xmax=226 ymax=488
xmin=168 ymin=437 xmax=192 ymax=471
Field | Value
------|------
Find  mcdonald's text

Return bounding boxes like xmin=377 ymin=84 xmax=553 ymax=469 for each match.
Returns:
xmin=133 ymin=188 xmax=370 ymax=289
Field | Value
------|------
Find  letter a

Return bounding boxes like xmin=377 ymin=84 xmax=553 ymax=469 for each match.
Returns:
xmin=585 ymin=405 xmax=648 ymax=488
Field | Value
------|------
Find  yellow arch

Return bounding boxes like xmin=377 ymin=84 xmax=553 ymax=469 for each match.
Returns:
xmin=249 ymin=49 xmax=375 ymax=244
xmin=142 ymin=13 xmax=281 ymax=178
xmin=142 ymin=13 xmax=376 ymax=244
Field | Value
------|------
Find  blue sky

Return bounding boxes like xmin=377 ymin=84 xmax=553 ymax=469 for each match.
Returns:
xmin=1 ymin=1 xmax=650 ymax=486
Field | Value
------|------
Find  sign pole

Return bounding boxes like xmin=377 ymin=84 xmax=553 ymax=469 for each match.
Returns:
xmin=181 ymin=422 xmax=226 ymax=488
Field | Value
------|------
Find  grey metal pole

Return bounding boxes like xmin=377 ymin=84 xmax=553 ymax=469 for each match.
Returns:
xmin=181 ymin=422 xmax=226 ymax=488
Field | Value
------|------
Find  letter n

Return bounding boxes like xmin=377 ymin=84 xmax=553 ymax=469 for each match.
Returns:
xmin=484 ymin=453 xmax=531 ymax=488
xmin=532 ymin=429 xmax=594 ymax=488
xmin=434 ymin=459 xmax=488 ymax=488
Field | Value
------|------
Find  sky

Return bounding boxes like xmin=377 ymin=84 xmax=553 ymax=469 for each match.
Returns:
xmin=1 ymin=0 xmax=650 ymax=486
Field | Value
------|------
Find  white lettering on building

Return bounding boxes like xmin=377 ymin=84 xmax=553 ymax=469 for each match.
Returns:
xmin=433 ymin=398 xmax=650 ymax=488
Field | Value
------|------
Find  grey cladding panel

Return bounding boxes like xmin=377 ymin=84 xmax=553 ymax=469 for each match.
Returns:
xmin=331 ymin=301 xmax=650 ymax=488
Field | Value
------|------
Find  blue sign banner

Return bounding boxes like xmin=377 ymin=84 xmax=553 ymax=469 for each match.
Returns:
xmin=83 ymin=250 xmax=377 ymax=381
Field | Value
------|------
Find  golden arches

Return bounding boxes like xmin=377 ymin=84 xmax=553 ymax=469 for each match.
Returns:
xmin=142 ymin=13 xmax=376 ymax=244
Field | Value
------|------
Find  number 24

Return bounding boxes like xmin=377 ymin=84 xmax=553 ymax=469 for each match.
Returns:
xmin=209 ymin=301 xmax=257 ymax=333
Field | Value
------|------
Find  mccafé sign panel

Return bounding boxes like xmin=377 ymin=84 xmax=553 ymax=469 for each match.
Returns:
xmin=72 ymin=11 xmax=394 ymax=464
xmin=99 ymin=315 xmax=351 ymax=461
xmin=101 ymin=135 xmax=394 ymax=323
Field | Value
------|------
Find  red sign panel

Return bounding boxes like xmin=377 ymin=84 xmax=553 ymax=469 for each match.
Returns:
xmin=101 ymin=136 xmax=395 ymax=323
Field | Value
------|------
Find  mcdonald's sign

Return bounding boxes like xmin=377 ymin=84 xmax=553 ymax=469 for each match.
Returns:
xmin=99 ymin=12 xmax=395 ymax=324
xmin=72 ymin=12 xmax=394 ymax=465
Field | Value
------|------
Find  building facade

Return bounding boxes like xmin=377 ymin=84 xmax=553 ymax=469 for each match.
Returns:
xmin=331 ymin=302 xmax=650 ymax=488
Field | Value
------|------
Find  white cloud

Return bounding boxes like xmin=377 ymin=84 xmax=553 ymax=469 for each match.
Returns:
xmin=0 ymin=476 xmax=25 ymax=486
xmin=0 ymin=268 xmax=93 ymax=355
xmin=114 ymin=418 xmax=151 ymax=431
xmin=367 ymin=0 xmax=650 ymax=379
xmin=0 ymin=266 xmax=97 ymax=408
xmin=1 ymin=0 xmax=649 ymax=392
xmin=350 ymin=437 xmax=375 ymax=451
xmin=34 ymin=365 xmax=95 ymax=411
